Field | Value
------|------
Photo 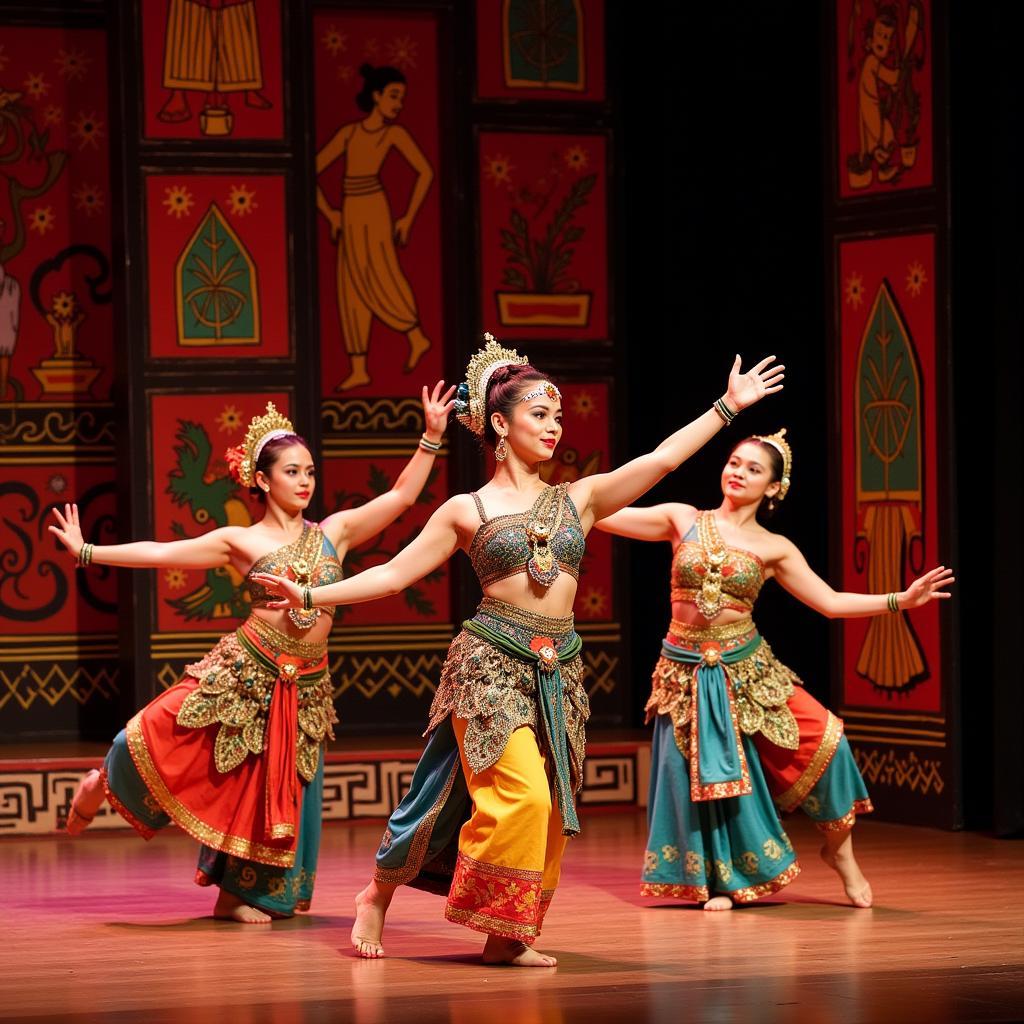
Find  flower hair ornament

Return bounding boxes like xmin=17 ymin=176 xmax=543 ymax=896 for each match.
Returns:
xmin=753 ymin=427 xmax=792 ymax=501
xmin=225 ymin=402 xmax=296 ymax=486
xmin=453 ymin=332 xmax=529 ymax=437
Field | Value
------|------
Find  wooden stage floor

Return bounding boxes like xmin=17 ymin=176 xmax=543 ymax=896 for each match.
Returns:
xmin=4 ymin=810 xmax=1023 ymax=1024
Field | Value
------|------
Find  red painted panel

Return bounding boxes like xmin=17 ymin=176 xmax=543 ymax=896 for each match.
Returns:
xmin=479 ymin=132 xmax=607 ymax=341
xmin=141 ymin=0 xmax=285 ymax=141
xmin=838 ymin=232 xmax=941 ymax=711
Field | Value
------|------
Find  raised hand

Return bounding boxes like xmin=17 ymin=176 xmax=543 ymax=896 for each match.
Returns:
xmin=48 ymin=503 xmax=85 ymax=560
xmin=900 ymin=566 xmax=955 ymax=609
xmin=249 ymin=572 xmax=304 ymax=609
xmin=421 ymin=380 xmax=457 ymax=441
xmin=725 ymin=355 xmax=786 ymax=411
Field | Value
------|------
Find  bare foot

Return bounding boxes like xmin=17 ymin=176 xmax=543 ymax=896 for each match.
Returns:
xmin=213 ymin=890 xmax=272 ymax=924
xmin=481 ymin=935 xmax=557 ymax=967
xmin=66 ymin=769 xmax=104 ymax=835
xmin=157 ymin=90 xmax=191 ymax=123
xmin=702 ymin=895 xmax=734 ymax=912
xmin=337 ymin=358 xmax=371 ymax=392
xmin=820 ymin=842 xmax=873 ymax=908
xmin=351 ymin=882 xmax=395 ymax=958
xmin=404 ymin=328 xmax=431 ymax=372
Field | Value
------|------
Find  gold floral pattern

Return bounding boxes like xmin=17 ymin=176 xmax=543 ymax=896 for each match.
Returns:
xmin=661 ymin=844 xmax=680 ymax=863
xmin=643 ymin=849 xmax=659 ymax=874
xmin=646 ymin=630 xmax=801 ymax=757
xmin=815 ymin=798 xmax=874 ymax=832
xmin=177 ymin=623 xmax=335 ymax=783
xmin=426 ymin=603 xmax=588 ymax=792
xmin=774 ymin=712 xmax=844 ymax=812
xmin=445 ymin=852 xmax=545 ymax=941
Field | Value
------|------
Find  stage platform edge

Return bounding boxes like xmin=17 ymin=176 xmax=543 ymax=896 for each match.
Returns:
xmin=0 ymin=731 xmax=652 ymax=837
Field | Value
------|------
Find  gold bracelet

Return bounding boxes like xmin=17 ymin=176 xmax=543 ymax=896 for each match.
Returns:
xmin=419 ymin=434 xmax=442 ymax=452
xmin=76 ymin=542 xmax=94 ymax=568
xmin=886 ymin=592 xmax=900 ymax=613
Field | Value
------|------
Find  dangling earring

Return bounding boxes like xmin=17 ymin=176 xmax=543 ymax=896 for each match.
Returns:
xmin=767 ymin=496 xmax=776 ymax=512
xmin=495 ymin=435 xmax=508 ymax=462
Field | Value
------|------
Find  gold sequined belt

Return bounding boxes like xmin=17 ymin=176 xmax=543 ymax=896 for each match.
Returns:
xmin=243 ymin=614 xmax=328 ymax=662
xmin=343 ymin=174 xmax=383 ymax=196
xmin=477 ymin=596 xmax=574 ymax=638
xmin=667 ymin=616 xmax=756 ymax=645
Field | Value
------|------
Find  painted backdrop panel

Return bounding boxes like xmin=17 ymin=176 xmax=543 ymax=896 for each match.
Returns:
xmin=141 ymin=0 xmax=285 ymax=141
xmin=836 ymin=0 xmax=933 ymax=198
xmin=145 ymin=173 xmax=290 ymax=359
xmin=479 ymin=132 xmax=607 ymax=340
xmin=476 ymin=0 xmax=606 ymax=102
xmin=314 ymin=10 xmax=444 ymax=396
xmin=838 ymin=232 xmax=940 ymax=712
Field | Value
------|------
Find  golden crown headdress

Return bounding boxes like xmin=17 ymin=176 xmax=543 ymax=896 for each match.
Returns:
xmin=454 ymin=332 xmax=529 ymax=437
xmin=753 ymin=427 xmax=792 ymax=500
xmin=227 ymin=402 xmax=296 ymax=487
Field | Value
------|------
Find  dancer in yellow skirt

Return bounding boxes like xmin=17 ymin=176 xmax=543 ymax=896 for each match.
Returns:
xmin=254 ymin=334 xmax=785 ymax=965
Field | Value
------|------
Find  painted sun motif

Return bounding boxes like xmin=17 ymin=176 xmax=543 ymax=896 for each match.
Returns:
xmin=337 ymin=64 xmax=354 ymax=82
xmin=54 ymin=48 xmax=91 ymax=82
xmin=74 ymin=183 xmax=104 ymax=217
xmin=905 ymin=260 xmax=927 ymax=297
xmin=484 ymin=154 xmax=514 ymax=187
xmin=29 ymin=206 xmax=55 ymax=235
xmin=387 ymin=35 xmax=418 ymax=70
xmin=52 ymin=291 xmax=75 ymax=317
xmin=844 ymin=271 xmax=864 ymax=309
xmin=48 ymin=474 xmax=68 ymax=495
xmin=217 ymin=404 xmax=244 ymax=433
xmin=23 ymin=72 xmax=50 ymax=100
xmin=364 ymin=38 xmax=380 ymax=60
xmin=71 ymin=110 xmax=104 ymax=150
xmin=571 ymin=391 xmax=597 ymax=419
xmin=580 ymin=587 xmax=608 ymax=617
xmin=43 ymin=104 xmax=62 ymax=125
xmin=165 ymin=568 xmax=188 ymax=590
xmin=163 ymin=185 xmax=195 ymax=219
xmin=227 ymin=184 xmax=258 ymax=217
xmin=564 ymin=145 xmax=589 ymax=172
xmin=322 ymin=25 xmax=347 ymax=57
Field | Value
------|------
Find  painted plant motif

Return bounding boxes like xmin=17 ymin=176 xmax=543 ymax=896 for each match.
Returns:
xmin=854 ymin=280 xmax=926 ymax=692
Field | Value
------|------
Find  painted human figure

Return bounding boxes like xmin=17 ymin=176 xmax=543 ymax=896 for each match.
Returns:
xmin=316 ymin=64 xmax=434 ymax=392
xmin=157 ymin=0 xmax=273 ymax=125
xmin=857 ymin=9 xmax=901 ymax=183
xmin=0 ymin=220 xmax=20 ymax=399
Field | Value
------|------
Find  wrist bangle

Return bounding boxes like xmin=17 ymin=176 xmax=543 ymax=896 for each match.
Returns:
xmin=77 ymin=542 xmax=94 ymax=568
xmin=419 ymin=434 xmax=442 ymax=452
xmin=302 ymin=585 xmax=314 ymax=612
xmin=713 ymin=397 xmax=738 ymax=424
xmin=887 ymin=592 xmax=900 ymax=613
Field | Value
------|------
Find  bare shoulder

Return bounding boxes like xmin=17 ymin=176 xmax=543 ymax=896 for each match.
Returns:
xmin=667 ymin=503 xmax=698 ymax=536
xmin=752 ymin=526 xmax=800 ymax=564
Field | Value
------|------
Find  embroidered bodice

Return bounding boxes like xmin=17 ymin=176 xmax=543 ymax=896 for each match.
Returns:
xmin=670 ymin=511 xmax=766 ymax=613
xmin=245 ymin=523 xmax=344 ymax=617
xmin=469 ymin=483 xmax=585 ymax=589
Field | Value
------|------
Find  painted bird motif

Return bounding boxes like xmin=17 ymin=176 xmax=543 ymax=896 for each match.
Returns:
xmin=165 ymin=420 xmax=252 ymax=621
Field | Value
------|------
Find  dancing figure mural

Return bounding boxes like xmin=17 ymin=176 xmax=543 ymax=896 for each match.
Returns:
xmin=316 ymin=64 xmax=434 ymax=391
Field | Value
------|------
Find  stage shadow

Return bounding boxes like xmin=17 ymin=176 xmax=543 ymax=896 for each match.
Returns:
xmin=104 ymin=911 xmax=351 ymax=932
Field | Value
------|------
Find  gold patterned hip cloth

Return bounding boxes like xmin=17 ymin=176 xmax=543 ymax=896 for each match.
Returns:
xmin=649 ymin=617 xmax=845 ymax=811
xmin=425 ymin=597 xmax=589 ymax=794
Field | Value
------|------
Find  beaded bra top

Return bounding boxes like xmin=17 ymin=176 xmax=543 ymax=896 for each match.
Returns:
xmin=670 ymin=510 xmax=766 ymax=616
xmin=469 ymin=483 xmax=585 ymax=589
xmin=245 ymin=522 xmax=344 ymax=619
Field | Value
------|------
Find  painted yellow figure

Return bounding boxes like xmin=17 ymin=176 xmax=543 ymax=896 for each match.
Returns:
xmin=316 ymin=64 xmax=434 ymax=392
xmin=857 ymin=11 xmax=900 ymax=183
xmin=158 ymin=0 xmax=272 ymax=128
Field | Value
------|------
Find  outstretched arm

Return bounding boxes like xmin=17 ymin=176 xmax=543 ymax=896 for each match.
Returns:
xmin=571 ymin=356 xmax=784 ymax=527
xmin=594 ymin=503 xmax=694 ymax=543
xmin=48 ymin=503 xmax=236 ymax=570
xmin=773 ymin=538 xmax=954 ymax=617
xmin=253 ymin=496 xmax=466 ymax=608
xmin=320 ymin=381 xmax=455 ymax=551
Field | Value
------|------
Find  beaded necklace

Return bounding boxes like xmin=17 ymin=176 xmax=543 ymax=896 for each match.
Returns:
xmin=525 ymin=484 xmax=568 ymax=587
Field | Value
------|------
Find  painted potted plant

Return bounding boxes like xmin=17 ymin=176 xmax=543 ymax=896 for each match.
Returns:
xmin=495 ymin=156 xmax=596 ymax=328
